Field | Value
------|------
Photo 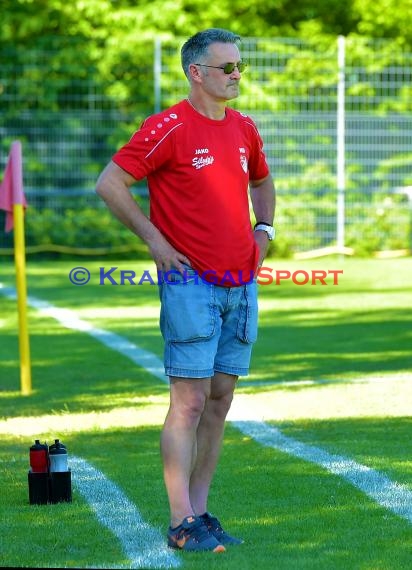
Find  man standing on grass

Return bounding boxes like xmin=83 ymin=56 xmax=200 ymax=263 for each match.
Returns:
xmin=96 ymin=28 xmax=275 ymax=553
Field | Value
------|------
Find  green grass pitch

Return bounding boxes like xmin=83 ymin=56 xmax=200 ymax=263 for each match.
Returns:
xmin=0 ymin=257 xmax=411 ymax=568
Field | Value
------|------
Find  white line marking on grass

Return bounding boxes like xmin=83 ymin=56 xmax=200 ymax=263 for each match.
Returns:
xmin=71 ymin=455 xmax=180 ymax=569
xmin=2 ymin=284 xmax=411 ymax=528
xmin=0 ymin=284 xmax=167 ymax=383
xmin=234 ymin=420 xmax=412 ymax=525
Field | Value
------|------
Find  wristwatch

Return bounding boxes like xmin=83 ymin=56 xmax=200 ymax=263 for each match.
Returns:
xmin=254 ymin=221 xmax=275 ymax=241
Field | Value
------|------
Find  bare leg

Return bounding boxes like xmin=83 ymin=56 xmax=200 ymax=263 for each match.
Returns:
xmin=189 ymin=372 xmax=237 ymax=515
xmin=160 ymin=376 xmax=211 ymax=528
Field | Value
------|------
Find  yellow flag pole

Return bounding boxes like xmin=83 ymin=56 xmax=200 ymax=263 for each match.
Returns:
xmin=12 ymin=150 xmax=32 ymax=396
xmin=13 ymin=202 xmax=31 ymax=395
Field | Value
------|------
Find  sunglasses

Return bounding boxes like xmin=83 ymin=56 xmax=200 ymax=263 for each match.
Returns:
xmin=195 ymin=61 xmax=247 ymax=74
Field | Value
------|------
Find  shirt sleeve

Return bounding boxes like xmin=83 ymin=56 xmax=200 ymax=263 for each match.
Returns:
xmin=244 ymin=117 xmax=270 ymax=181
xmin=112 ymin=113 xmax=183 ymax=180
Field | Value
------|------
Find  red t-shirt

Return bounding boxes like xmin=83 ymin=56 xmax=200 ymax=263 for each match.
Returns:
xmin=112 ymin=99 xmax=270 ymax=286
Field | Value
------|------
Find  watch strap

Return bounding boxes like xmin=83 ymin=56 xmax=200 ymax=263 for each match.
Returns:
xmin=253 ymin=221 xmax=273 ymax=229
xmin=254 ymin=223 xmax=275 ymax=240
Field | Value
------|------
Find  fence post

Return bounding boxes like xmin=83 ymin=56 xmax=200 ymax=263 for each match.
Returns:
xmin=337 ymin=35 xmax=346 ymax=251
xmin=154 ymin=37 xmax=162 ymax=114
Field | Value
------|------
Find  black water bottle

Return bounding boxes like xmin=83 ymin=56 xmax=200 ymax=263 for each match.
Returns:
xmin=49 ymin=439 xmax=72 ymax=503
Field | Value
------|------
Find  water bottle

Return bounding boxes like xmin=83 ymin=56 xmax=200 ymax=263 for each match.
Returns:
xmin=48 ymin=439 xmax=68 ymax=472
xmin=28 ymin=439 xmax=49 ymax=504
xmin=29 ymin=439 xmax=49 ymax=473
xmin=48 ymin=439 xmax=72 ymax=503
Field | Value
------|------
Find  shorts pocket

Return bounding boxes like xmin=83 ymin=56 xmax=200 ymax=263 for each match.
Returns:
xmin=236 ymin=282 xmax=258 ymax=344
xmin=160 ymin=279 xmax=215 ymax=342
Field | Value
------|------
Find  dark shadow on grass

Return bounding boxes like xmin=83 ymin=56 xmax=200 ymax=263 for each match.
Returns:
xmin=247 ymin=308 xmax=412 ymax=388
xmin=0 ymin=327 xmax=168 ymax=418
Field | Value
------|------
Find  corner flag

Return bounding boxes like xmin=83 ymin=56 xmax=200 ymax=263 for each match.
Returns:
xmin=0 ymin=141 xmax=28 ymax=231
xmin=0 ymin=141 xmax=32 ymax=395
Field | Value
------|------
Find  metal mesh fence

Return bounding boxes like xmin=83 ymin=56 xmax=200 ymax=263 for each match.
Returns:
xmin=1 ymin=35 xmax=411 ymax=256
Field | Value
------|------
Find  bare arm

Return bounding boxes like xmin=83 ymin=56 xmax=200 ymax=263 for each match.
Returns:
xmin=95 ymin=161 xmax=190 ymax=272
xmin=249 ymin=174 xmax=276 ymax=265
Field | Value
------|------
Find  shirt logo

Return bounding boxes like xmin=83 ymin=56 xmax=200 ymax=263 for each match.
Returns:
xmin=192 ymin=148 xmax=214 ymax=170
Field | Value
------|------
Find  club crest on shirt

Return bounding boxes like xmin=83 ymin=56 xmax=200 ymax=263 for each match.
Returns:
xmin=240 ymin=153 xmax=248 ymax=173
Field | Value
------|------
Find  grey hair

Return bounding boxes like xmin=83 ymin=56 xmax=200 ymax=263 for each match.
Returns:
xmin=181 ymin=28 xmax=241 ymax=79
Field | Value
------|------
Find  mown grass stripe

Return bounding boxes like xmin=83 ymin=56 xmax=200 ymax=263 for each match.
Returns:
xmin=234 ymin=420 xmax=412 ymax=525
xmin=71 ymin=456 xmax=180 ymax=569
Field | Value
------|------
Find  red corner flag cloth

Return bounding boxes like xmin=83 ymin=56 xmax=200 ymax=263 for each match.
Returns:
xmin=0 ymin=141 xmax=27 ymax=232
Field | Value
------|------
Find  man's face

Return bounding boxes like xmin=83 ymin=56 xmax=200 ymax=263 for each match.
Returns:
xmin=196 ymin=42 xmax=243 ymax=102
